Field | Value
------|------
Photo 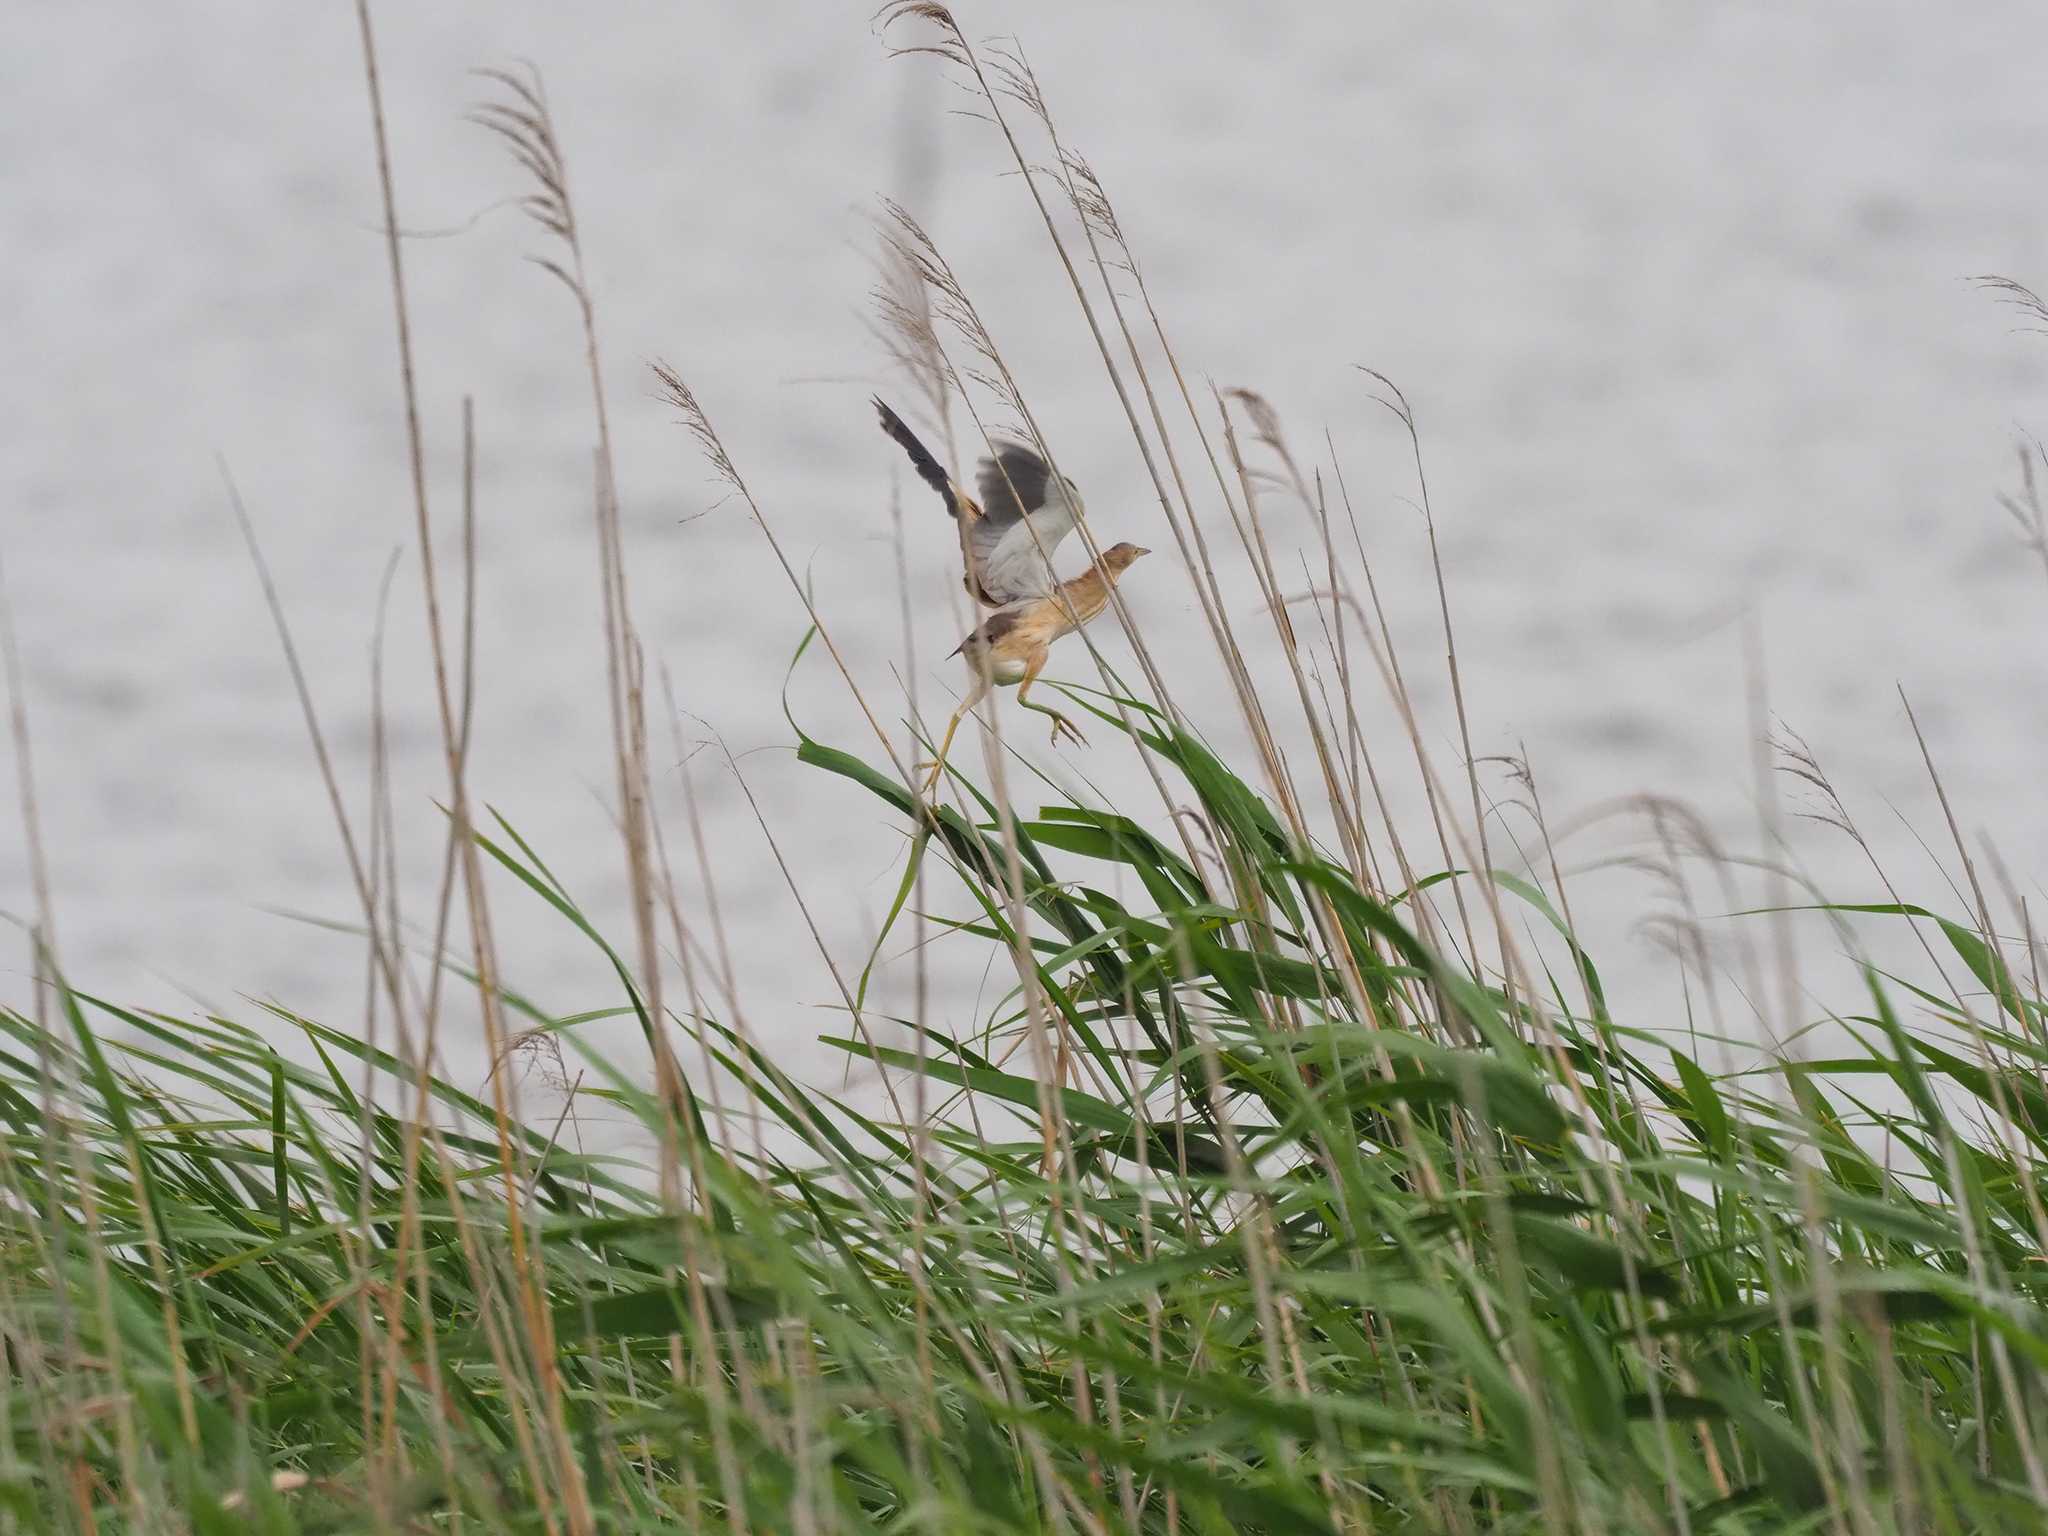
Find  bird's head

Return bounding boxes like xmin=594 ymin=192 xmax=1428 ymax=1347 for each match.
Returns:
xmin=1099 ymin=542 xmax=1152 ymax=579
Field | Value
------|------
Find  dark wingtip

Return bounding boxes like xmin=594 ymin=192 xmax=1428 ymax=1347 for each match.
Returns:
xmin=872 ymin=395 xmax=915 ymax=446
xmin=872 ymin=396 xmax=962 ymax=516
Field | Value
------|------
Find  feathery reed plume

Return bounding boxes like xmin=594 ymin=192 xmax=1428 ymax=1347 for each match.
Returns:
xmin=1771 ymin=722 xmax=1862 ymax=844
xmin=869 ymin=227 xmax=957 ymax=463
xmin=471 ymin=63 xmax=683 ymax=1200
xmin=1056 ymin=149 xmax=1133 ymax=272
xmin=877 ymin=198 xmax=1022 ymax=419
xmin=1975 ymin=273 xmax=2048 ymax=337
xmin=649 ymin=362 xmax=743 ymax=494
xmin=355 ymin=12 xmax=593 ymax=1524
xmin=469 ymin=64 xmax=583 ymax=301
xmin=649 ymin=360 xmax=910 ymax=788
xmin=875 ymin=1 xmax=973 ymax=71
xmin=1996 ymin=436 xmax=2048 ymax=592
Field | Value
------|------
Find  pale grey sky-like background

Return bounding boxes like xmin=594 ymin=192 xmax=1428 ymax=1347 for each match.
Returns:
xmin=6 ymin=2 xmax=2047 ymax=1111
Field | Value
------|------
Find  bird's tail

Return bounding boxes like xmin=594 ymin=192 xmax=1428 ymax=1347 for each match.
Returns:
xmin=873 ymin=397 xmax=972 ymax=522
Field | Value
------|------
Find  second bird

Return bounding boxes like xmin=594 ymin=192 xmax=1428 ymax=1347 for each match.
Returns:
xmin=874 ymin=399 xmax=1150 ymax=796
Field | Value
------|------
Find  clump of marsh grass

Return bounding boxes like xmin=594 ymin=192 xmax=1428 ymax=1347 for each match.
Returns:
xmin=5 ymin=5 xmax=2048 ymax=1534
xmin=10 ymin=702 xmax=2048 ymax=1531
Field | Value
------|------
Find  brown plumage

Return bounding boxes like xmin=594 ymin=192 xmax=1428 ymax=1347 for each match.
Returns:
xmin=921 ymin=542 xmax=1150 ymax=794
xmin=872 ymin=397 xmax=1150 ymax=795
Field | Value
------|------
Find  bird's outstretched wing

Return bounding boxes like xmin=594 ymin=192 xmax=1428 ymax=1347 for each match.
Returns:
xmin=971 ymin=443 xmax=1082 ymax=603
xmin=873 ymin=397 xmax=974 ymax=525
xmin=874 ymin=397 xmax=1084 ymax=605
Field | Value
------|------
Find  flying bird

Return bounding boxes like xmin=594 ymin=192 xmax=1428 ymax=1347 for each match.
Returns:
xmin=874 ymin=398 xmax=1150 ymax=795
xmin=874 ymin=397 xmax=1085 ymax=607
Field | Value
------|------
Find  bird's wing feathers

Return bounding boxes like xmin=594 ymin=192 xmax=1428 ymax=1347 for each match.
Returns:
xmin=873 ymin=397 xmax=972 ymax=522
xmin=873 ymin=397 xmax=1082 ymax=606
xmin=971 ymin=443 xmax=1081 ymax=602
xmin=971 ymin=514 xmax=1067 ymax=602
xmin=974 ymin=445 xmax=1053 ymax=529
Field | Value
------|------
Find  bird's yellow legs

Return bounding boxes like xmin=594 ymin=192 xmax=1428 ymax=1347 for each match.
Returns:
xmin=1016 ymin=654 xmax=1087 ymax=749
xmin=918 ymin=701 xmax=971 ymax=797
xmin=916 ymin=653 xmax=1085 ymax=800
xmin=917 ymin=672 xmax=990 ymax=797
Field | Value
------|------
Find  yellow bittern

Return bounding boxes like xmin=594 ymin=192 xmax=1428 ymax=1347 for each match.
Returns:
xmin=874 ymin=398 xmax=1150 ymax=795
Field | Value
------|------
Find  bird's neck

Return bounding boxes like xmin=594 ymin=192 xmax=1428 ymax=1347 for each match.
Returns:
xmin=1054 ymin=567 xmax=1117 ymax=632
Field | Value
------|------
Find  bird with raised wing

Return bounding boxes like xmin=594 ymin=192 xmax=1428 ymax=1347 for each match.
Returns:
xmin=874 ymin=398 xmax=1150 ymax=795
xmin=874 ymin=397 xmax=1087 ymax=607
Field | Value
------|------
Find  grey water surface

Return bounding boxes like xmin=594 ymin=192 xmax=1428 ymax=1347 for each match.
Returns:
xmin=6 ymin=3 xmax=2047 ymax=1120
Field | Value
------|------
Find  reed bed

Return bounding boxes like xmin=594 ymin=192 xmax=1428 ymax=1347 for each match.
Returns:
xmin=4 ymin=5 xmax=2046 ymax=1531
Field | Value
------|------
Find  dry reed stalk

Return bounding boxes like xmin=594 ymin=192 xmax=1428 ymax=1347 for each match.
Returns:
xmin=650 ymin=357 xmax=1091 ymax=1364
xmin=231 ymin=462 xmax=578 ymax=1530
xmin=0 ymin=564 xmax=122 ymax=1522
xmin=645 ymin=686 xmax=763 ymax=1536
xmin=722 ymin=744 xmax=914 ymax=1131
xmin=378 ymin=402 xmax=477 ymax=1491
xmin=1513 ymin=753 xmax=1724 ymax=1517
xmin=645 ymin=361 xmax=1016 ymax=1259
xmin=881 ymin=472 xmax=942 ymax=1398
xmin=878 ymin=22 xmax=1188 ymax=728
xmin=0 ymin=563 xmax=89 ymax=1510
xmin=873 ymin=128 xmax=1211 ymax=884
xmin=1894 ymin=691 xmax=2048 ymax=1506
xmin=648 ymin=365 xmax=910 ymax=786
xmin=0 ymin=555 xmax=56 ymax=1037
xmin=875 ymin=200 xmax=1238 ymax=1261
xmin=358 ymin=547 xmax=409 ymax=1476
xmin=1772 ymin=719 xmax=2048 ymax=1495
xmin=880 ymin=23 xmax=1566 ymax=1500
xmin=967 ymin=49 xmax=1384 ymax=965
xmin=951 ymin=38 xmax=1482 ymax=1200
xmin=1215 ymin=392 xmax=1434 ymax=1061
xmin=355 ymin=11 xmax=591 ymax=1526
xmin=644 ymin=343 xmax=1115 ymax=1503
xmin=469 ymin=63 xmax=686 ymax=1218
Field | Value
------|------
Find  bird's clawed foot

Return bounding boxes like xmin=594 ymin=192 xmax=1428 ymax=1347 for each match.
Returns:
xmin=914 ymin=759 xmax=946 ymax=798
xmin=1047 ymin=711 xmax=1087 ymax=749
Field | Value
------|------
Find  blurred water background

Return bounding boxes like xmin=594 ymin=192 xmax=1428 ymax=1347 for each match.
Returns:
xmin=6 ymin=2 xmax=2048 ymax=1125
